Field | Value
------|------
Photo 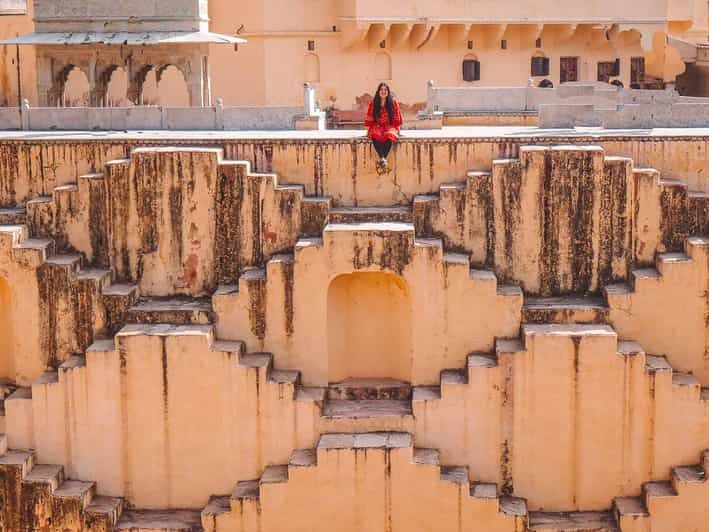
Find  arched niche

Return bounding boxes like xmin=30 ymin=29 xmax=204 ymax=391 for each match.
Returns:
xmin=141 ymin=65 xmax=190 ymax=106
xmin=374 ymin=52 xmax=392 ymax=81
xmin=62 ymin=66 xmax=90 ymax=107
xmin=0 ymin=275 xmax=15 ymax=379
xmin=305 ymin=53 xmax=320 ymax=83
xmin=327 ymin=272 xmax=412 ymax=383
xmin=106 ymin=66 xmax=131 ymax=107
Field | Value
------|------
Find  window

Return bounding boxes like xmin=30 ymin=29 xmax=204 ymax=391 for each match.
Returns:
xmin=501 ymin=40 xmax=507 ymax=50
xmin=463 ymin=59 xmax=481 ymax=82
xmin=535 ymin=38 xmax=542 ymax=49
xmin=467 ymin=40 xmax=473 ymax=50
xmin=307 ymin=40 xmax=315 ymax=51
xmin=531 ymin=56 xmax=550 ymax=77
xmin=631 ymin=57 xmax=645 ymax=85
xmin=379 ymin=40 xmax=386 ymax=49
xmin=560 ymin=57 xmax=578 ymax=83
xmin=597 ymin=59 xmax=620 ymax=83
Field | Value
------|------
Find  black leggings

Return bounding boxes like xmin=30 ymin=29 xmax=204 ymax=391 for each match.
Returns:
xmin=373 ymin=139 xmax=393 ymax=159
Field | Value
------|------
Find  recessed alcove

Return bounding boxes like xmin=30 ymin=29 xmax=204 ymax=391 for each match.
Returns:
xmin=327 ymin=272 xmax=412 ymax=383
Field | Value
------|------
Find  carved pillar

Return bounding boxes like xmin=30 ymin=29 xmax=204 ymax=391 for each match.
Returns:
xmin=36 ymin=51 xmax=53 ymax=106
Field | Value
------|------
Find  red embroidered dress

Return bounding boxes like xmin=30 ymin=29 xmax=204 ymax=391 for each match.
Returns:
xmin=365 ymin=100 xmax=403 ymax=142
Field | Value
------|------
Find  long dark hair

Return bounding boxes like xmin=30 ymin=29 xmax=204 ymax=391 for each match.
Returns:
xmin=373 ymin=82 xmax=395 ymax=121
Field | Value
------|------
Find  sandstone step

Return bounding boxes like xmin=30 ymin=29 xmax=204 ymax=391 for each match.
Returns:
xmin=672 ymin=464 xmax=706 ymax=484
xmin=202 ymin=496 xmax=231 ymax=521
xmin=232 ymin=480 xmax=260 ymax=500
xmin=261 ymin=465 xmax=289 ymax=485
xmin=470 ymin=482 xmax=498 ymax=499
xmin=613 ymin=496 xmax=648 ymax=519
xmin=643 ymin=480 xmax=678 ymax=507
xmin=440 ymin=465 xmax=469 ymax=484
xmin=116 ymin=509 xmax=204 ymax=531
xmin=320 ymin=400 xmax=414 ymax=433
xmin=327 ymin=378 xmax=412 ymax=400
xmin=85 ymin=495 xmax=124 ymax=527
xmin=0 ymin=207 xmax=26 ymax=225
xmin=53 ymin=479 xmax=96 ymax=509
xmin=329 ymin=206 xmax=413 ymax=224
xmin=318 ymin=431 xmax=413 ymax=450
xmin=289 ymin=448 xmax=317 ymax=468
xmin=528 ymin=511 xmax=619 ymax=531
xmin=499 ymin=497 xmax=528 ymax=517
xmin=23 ymin=463 xmax=65 ymax=490
xmin=126 ymin=297 xmax=215 ymax=325
xmin=523 ymin=296 xmax=609 ymax=324
xmin=0 ymin=449 xmax=34 ymax=476
xmin=322 ymin=399 xmax=413 ymax=418
xmin=301 ymin=196 xmax=332 ymax=236
xmin=413 ymin=448 xmax=440 ymax=466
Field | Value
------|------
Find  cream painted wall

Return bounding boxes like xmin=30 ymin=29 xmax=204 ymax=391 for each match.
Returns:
xmin=327 ymin=272 xmax=412 ymax=382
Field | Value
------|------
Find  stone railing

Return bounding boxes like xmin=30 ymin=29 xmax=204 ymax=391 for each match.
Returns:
xmin=423 ymin=80 xmax=709 ymax=128
xmin=424 ymin=80 xmax=623 ymax=115
xmin=538 ymin=88 xmax=709 ymax=128
xmin=0 ymin=84 xmax=326 ymax=131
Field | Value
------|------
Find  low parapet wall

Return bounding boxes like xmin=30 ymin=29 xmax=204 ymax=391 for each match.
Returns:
xmin=539 ymin=100 xmax=709 ymax=129
xmin=0 ymin=104 xmax=319 ymax=131
xmin=0 ymin=85 xmax=326 ymax=131
xmin=425 ymin=80 xmax=709 ymax=129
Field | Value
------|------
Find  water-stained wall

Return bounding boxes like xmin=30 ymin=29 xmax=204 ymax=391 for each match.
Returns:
xmin=3 ymin=135 xmax=709 ymax=210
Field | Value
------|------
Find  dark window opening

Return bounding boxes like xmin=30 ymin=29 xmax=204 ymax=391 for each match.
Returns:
xmin=307 ymin=40 xmax=315 ymax=51
xmin=501 ymin=39 xmax=507 ymax=50
xmin=463 ymin=60 xmax=481 ymax=82
xmin=379 ymin=40 xmax=386 ymax=49
xmin=560 ymin=57 xmax=579 ymax=83
xmin=631 ymin=57 xmax=645 ymax=85
xmin=535 ymin=38 xmax=542 ymax=49
xmin=597 ymin=59 xmax=620 ymax=83
xmin=531 ymin=56 xmax=550 ymax=77
xmin=467 ymin=40 xmax=473 ymax=50
xmin=538 ymin=79 xmax=554 ymax=88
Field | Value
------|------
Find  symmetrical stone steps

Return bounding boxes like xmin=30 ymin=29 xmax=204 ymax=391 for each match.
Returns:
xmin=613 ymin=449 xmax=709 ymax=531
xmin=0 ymin=222 xmax=139 ymax=378
xmin=0 ymin=437 xmax=123 ymax=531
xmin=212 ymin=222 xmax=522 ymax=370
xmin=412 ymin=148 xmax=708 ymax=297
xmin=604 ymin=236 xmax=709 ymax=382
xmin=412 ymin=323 xmax=709 ymax=513
xmin=4 ymin=322 xmax=320 ymax=510
xmin=201 ymin=432 xmax=527 ymax=532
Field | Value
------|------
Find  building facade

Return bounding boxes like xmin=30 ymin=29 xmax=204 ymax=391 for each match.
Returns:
xmin=1 ymin=0 xmax=709 ymax=113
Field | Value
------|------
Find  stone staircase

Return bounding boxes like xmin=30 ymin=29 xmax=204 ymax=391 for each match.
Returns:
xmin=412 ymin=323 xmax=709 ymax=512
xmin=320 ymin=379 xmax=414 ymax=433
xmin=0 ymin=433 xmax=123 ymax=531
xmin=0 ymin=221 xmax=138 ymax=378
xmin=201 ymin=431 xmax=527 ymax=532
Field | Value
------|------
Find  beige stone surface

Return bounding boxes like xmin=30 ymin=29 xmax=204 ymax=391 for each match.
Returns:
xmin=0 ymin=136 xmax=705 ymax=530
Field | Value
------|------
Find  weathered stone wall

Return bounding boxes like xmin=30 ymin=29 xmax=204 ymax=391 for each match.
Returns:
xmin=0 ymin=137 xmax=705 ymax=530
xmin=2 ymin=135 xmax=709 ymax=211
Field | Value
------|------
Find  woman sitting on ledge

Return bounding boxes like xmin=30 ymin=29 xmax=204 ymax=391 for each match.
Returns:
xmin=365 ymin=82 xmax=403 ymax=174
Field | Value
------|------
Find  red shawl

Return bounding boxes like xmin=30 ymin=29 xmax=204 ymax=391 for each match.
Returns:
xmin=365 ymin=100 xmax=403 ymax=142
